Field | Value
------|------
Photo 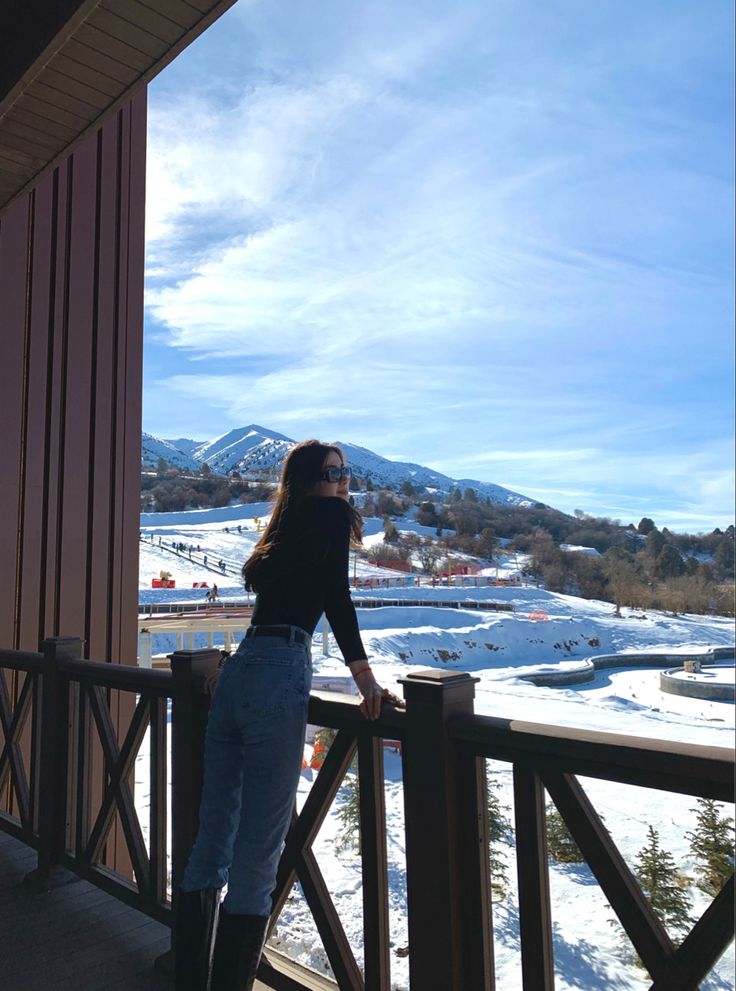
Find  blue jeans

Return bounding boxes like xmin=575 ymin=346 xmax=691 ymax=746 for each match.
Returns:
xmin=181 ymin=629 xmax=312 ymax=915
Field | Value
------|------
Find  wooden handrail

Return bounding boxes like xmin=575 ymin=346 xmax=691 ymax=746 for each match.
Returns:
xmin=309 ymin=689 xmax=407 ymax=740
xmin=61 ymin=655 xmax=173 ymax=695
xmin=0 ymin=648 xmax=43 ymax=673
xmin=448 ymin=712 xmax=734 ymax=801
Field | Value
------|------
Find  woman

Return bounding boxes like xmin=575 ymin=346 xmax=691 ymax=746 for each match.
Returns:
xmin=176 ymin=440 xmax=397 ymax=991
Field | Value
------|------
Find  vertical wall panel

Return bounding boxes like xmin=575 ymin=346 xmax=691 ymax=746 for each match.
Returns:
xmin=17 ymin=178 xmax=53 ymax=649
xmin=110 ymin=95 xmax=146 ymax=873
xmin=44 ymin=161 xmax=69 ymax=639
xmin=118 ymin=94 xmax=146 ymax=667
xmin=0 ymin=200 xmax=28 ymax=647
xmin=0 ymin=92 xmax=147 ymax=857
xmin=86 ymin=126 xmax=116 ymax=662
xmin=0 ymin=90 xmax=146 ymax=662
xmin=107 ymin=108 xmax=128 ymax=668
xmin=57 ymin=134 xmax=97 ymax=640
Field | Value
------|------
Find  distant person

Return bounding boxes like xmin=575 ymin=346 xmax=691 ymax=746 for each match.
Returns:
xmin=203 ymin=555 xmax=208 ymax=567
xmin=175 ymin=441 xmax=402 ymax=990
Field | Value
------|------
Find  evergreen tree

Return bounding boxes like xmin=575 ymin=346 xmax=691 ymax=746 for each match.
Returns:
xmin=714 ymin=531 xmax=735 ymax=575
xmin=653 ymin=544 xmax=685 ymax=581
xmin=416 ymin=501 xmax=438 ymax=527
xmin=486 ymin=771 xmax=511 ymax=900
xmin=383 ymin=517 xmax=399 ymax=543
xmin=645 ymin=528 xmax=666 ymax=559
xmin=685 ymin=799 xmax=735 ymax=894
xmin=335 ymin=767 xmax=360 ymax=854
xmin=637 ymin=517 xmax=655 ymax=535
xmin=635 ymin=825 xmax=692 ymax=940
xmin=477 ymin=527 xmax=497 ymax=559
xmin=546 ymin=803 xmax=584 ymax=863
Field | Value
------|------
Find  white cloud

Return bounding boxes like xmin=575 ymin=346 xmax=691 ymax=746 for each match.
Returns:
xmin=143 ymin=0 xmax=734 ymax=532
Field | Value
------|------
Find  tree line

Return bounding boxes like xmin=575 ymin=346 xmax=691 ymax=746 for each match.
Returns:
xmin=364 ymin=487 xmax=734 ymax=616
xmin=141 ymin=464 xmax=275 ymax=512
xmin=140 ymin=465 xmax=734 ymax=615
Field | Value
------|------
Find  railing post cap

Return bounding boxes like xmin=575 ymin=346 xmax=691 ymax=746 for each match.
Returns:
xmin=399 ymin=669 xmax=478 ymax=687
xmin=41 ymin=636 xmax=84 ymax=659
xmin=169 ymin=648 xmax=222 ymax=658
xmin=169 ymin=647 xmax=222 ymax=691
xmin=398 ymin=669 xmax=479 ymax=709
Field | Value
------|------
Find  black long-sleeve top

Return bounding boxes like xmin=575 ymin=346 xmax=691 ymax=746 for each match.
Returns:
xmin=249 ymin=497 xmax=367 ymax=664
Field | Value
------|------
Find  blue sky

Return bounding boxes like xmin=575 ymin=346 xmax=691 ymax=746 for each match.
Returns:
xmin=143 ymin=0 xmax=734 ymax=533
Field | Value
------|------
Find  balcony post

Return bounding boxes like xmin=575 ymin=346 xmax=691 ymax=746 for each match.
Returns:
xmin=28 ymin=636 xmax=82 ymax=886
xmin=169 ymin=647 xmax=221 ymax=892
xmin=399 ymin=669 xmax=492 ymax=990
xmin=156 ymin=647 xmax=221 ymax=971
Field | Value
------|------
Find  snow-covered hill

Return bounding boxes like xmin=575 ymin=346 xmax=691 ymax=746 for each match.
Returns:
xmin=165 ymin=437 xmax=201 ymax=456
xmin=144 ymin=424 xmax=535 ymax=507
xmin=335 ymin=439 xmax=533 ymax=506
xmin=141 ymin=432 xmax=201 ymax=471
xmin=136 ymin=502 xmax=735 ymax=991
xmin=190 ymin=424 xmax=293 ymax=475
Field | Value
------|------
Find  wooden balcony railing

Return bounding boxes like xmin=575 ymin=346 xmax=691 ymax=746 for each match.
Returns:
xmin=0 ymin=638 xmax=733 ymax=991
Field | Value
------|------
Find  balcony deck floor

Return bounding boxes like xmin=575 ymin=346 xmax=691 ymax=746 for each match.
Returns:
xmin=0 ymin=831 xmax=270 ymax=990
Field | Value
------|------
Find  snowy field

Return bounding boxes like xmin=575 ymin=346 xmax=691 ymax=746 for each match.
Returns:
xmin=136 ymin=506 xmax=735 ymax=989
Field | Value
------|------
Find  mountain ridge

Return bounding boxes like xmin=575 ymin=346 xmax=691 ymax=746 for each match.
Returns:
xmin=141 ymin=425 xmax=535 ymax=508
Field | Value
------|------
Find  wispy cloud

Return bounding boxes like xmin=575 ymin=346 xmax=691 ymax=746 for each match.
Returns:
xmin=143 ymin=0 xmax=734 ymax=531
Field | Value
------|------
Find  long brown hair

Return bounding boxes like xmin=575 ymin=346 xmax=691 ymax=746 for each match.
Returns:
xmin=242 ymin=439 xmax=362 ymax=589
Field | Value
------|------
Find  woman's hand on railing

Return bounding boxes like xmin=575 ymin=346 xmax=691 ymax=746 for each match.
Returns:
xmin=204 ymin=650 xmax=229 ymax=695
xmin=349 ymin=662 xmax=405 ymax=720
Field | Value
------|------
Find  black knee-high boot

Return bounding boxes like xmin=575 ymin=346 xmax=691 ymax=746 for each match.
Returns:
xmin=174 ymin=888 xmax=222 ymax=990
xmin=210 ymin=911 xmax=269 ymax=991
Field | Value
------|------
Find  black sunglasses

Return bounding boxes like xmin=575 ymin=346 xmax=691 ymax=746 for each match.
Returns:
xmin=321 ymin=465 xmax=352 ymax=483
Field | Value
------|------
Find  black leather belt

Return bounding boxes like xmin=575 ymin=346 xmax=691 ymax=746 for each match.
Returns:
xmin=245 ymin=625 xmax=310 ymax=646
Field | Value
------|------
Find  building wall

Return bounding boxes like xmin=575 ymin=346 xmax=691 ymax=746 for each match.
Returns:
xmin=0 ymin=90 xmax=146 ymax=665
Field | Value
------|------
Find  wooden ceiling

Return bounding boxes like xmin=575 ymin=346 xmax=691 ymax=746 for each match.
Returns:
xmin=0 ymin=0 xmax=237 ymax=215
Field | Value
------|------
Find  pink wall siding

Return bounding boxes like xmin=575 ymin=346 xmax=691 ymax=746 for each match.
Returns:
xmin=0 ymin=90 xmax=146 ymax=665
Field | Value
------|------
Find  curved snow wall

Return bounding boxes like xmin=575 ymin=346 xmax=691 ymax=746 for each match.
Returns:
xmin=660 ymin=666 xmax=736 ymax=702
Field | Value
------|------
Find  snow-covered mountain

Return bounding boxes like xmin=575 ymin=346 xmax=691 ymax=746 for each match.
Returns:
xmin=335 ymin=440 xmax=533 ymax=506
xmin=144 ymin=424 xmax=535 ymax=507
xmin=165 ymin=437 xmax=201 ymax=456
xmin=141 ymin=433 xmax=201 ymax=472
xmin=191 ymin=425 xmax=293 ymax=475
